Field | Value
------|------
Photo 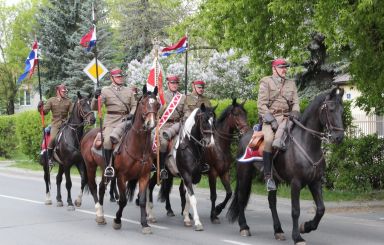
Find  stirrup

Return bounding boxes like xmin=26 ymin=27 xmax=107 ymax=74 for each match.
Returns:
xmin=48 ymin=159 xmax=54 ymax=168
xmin=266 ymin=178 xmax=276 ymax=191
xmin=201 ymin=163 xmax=210 ymax=173
xmin=104 ymin=166 xmax=115 ymax=178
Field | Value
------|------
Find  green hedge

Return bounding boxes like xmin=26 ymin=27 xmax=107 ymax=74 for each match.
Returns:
xmin=0 ymin=115 xmax=17 ymax=158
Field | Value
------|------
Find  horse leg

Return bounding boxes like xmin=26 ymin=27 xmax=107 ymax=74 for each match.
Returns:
xmin=300 ymin=181 xmax=325 ymax=234
xmin=146 ymin=173 xmax=157 ymax=223
xmin=237 ymin=164 xmax=253 ymax=236
xmin=109 ymin=177 xmax=118 ymax=202
xmin=86 ymin=162 xmax=105 ymax=225
xmin=184 ymin=177 xmax=203 ymax=231
xmin=139 ymin=175 xmax=152 ymax=234
xmin=98 ymin=176 xmax=107 ymax=206
xmin=161 ymin=174 xmax=175 ymax=217
xmin=56 ymin=165 xmax=64 ymax=207
xmin=74 ymin=162 xmax=86 ymax=207
xmin=64 ymin=167 xmax=75 ymax=211
xmin=113 ymin=175 xmax=127 ymax=230
xmin=43 ymin=161 xmax=52 ymax=205
xmin=208 ymin=171 xmax=220 ymax=224
xmin=291 ymin=180 xmax=305 ymax=245
xmin=215 ymin=172 xmax=232 ymax=217
xmin=268 ymin=189 xmax=286 ymax=240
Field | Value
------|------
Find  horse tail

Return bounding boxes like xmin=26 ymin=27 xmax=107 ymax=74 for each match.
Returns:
xmin=126 ymin=179 xmax=138 ymax=202
xmin=227 ymin=164 xmax=254 ymax=223
xmin=158 ymin=175 xmax=173 ymax=202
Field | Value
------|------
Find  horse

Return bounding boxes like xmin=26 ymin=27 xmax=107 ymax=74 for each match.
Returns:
xmin=146 ymin=99 xmax=249 ymax=224
xmin=227 ymin=87 xmax=344 ymax=245
xmin=81 ymin=85 xmax=160 ymax=233
xmin=49 ymin=92 xmax=96 ymax=210
xmin=175 ymin=103 xmax=216 ymax=231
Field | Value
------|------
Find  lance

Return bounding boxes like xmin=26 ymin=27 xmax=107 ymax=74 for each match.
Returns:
xmin=184 ymin=34 xmax=188 ymax=95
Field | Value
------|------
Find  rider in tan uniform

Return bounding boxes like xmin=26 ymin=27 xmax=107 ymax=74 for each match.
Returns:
xmin=92 ymin=67 xmax=137 ymax=177
xmin=157 ymin=75 xmax=186 ymax=179
xmin=183 ymin=80 xmax=212 ymax=173
xmin=38 ymin=84 xmax=72 ymax=166
xmin=257 ymin=58 xmax=300 ymax=191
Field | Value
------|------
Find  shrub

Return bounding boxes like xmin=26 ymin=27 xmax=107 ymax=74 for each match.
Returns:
xmin=0 ymin=115 xmax=17 ymax=158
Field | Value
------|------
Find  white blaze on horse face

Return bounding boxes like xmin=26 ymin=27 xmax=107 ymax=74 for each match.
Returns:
xmin=149 ymin=98 xmax=156 ymax=104
xmin=208 ymin=115 xmax=215 ymax=146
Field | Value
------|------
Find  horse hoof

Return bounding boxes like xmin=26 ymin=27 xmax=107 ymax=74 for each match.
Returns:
xmin=113 ymin=221 xmax=122 ymax=230
xmin=240 ymin=229 xmax=251 ymax=237
xmin=67 ymin=205 xmax=75 ymax=211
xmin=300 ymin=223 xmax=305 ymax=233
xmin=142 ymin=227 xmax=152 ymax=235
xmin=57 ymin=201 xmax=63 ymax=207
xmin=211 ymin=217 xmax=220 ymax=224
xmin=184 ymin=220 xmax=192 ymax=227
xmin=110 ymin=197 xmax=116 ymax=202
xmin=274 ymin=232 xmax=286 ymax=241
xmin=167 ymin=210 xmax=175 ymax=217
xmin=195 ymin=224 xmax=204 ymax=231
xmin=96 ymin=216 xmax=106 ymax=225
xmin=295 ymin=241 xmax=306 ymax=245
xmin=74 ymin=200 xmax=81 ymax=207
xmin=147 ymin=217 xmax=157 ymax=223
xmin=45 ymin=199 xmax=52 ymax=205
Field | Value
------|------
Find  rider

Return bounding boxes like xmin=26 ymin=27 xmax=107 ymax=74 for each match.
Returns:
xmin=183 ymin=80 xmax=212 ymax=173
xmin=257 ymin=58 xmax=300 ymax=191
xmin=157 ymin=74 xmax=186 ymax=180
xmin=92 ymin=67 xmax=137 ymax=178
xmin=37 ymin=84 xmax=72 ymax=166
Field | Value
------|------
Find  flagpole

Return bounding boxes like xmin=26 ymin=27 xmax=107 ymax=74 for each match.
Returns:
xmin=154 ymin=43 xmax=161 ymax=185
xmin=184 ymin=50 xmax=188 ymax=95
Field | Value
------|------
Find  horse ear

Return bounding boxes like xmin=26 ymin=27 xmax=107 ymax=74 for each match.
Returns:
xmin=232 ymin=98 xmax=237 ymax=106
xmin=200 ymin=103 xmax=206 ymax=112
xmin=330 ymin=87 xmax=344 ymax=100
xmin=213 ymin=104 xmax=218 ymax=112
xmin=142 ymin=84 xmax=147 ymax=94
xmin=77 ymin=91 xmax=82 ymax=99
xmin=154 ymin=86 xmax=158 ymax=96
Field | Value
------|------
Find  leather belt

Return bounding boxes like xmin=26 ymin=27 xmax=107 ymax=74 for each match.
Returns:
xmin=273 ymin=109 xmax=289 ymax=114
xmin=107 ymin=111 xmax=128 ymax=115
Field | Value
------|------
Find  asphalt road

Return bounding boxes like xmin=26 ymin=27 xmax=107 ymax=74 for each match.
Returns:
xmin=0 ymin=165 xmax=383 ymax=245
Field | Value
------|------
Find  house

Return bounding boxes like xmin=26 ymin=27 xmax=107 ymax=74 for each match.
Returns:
xmin=333 ymin=74 xmax=383 ymax=137
xmin=15 ymin=84 xmax=40 ymax=113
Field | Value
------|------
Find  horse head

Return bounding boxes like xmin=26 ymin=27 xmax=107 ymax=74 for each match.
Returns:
xmin=136 ymin=85 xmax=160 ymax=131
xmin=75 ymin=92 xmax=96 ymax=125
xmin=195 ymin=103 xmax=216 ymax=147
xmin=229 ymin=98 xmax=248 ymax=134
xmin=319 ymin=87 xmax=344 ymax=143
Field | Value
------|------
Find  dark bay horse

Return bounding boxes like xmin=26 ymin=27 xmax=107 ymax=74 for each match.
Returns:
xmin=146 ymin=99 xmax=249 ymax=224
xmin=81 ymin=86 xmax=160 ymax=234
xmin=176 ymin=104 xmax=216 ymax=231
xmin=227 ymin=87 xmax=344 ymax=245
xmin=51 ymin=92 xmax=95 ymax=210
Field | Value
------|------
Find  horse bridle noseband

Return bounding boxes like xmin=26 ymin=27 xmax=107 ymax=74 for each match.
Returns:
xmin=76 ymin=99 xmax=94 ymax=125
xmin=319 ymin=100 xmax=344 ymax=136
xmin=131 ymin=95 xmax=159 ymax=133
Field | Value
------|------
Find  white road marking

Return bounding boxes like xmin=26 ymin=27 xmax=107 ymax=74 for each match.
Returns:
xmin=379 ymin=217 xmax=384 ymax=221
xmin=0 ymin=193 xmax=169 ymax=230
xmin=222 ymin=240 xmax=252 ymax=245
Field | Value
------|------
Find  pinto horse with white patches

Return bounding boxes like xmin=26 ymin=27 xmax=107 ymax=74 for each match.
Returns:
xmin=176 ymin=103 xmax=216 ymax=231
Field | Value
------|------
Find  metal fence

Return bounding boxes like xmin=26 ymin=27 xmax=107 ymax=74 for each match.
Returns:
xmin=349 ymin=119 xmax=384 ymax=138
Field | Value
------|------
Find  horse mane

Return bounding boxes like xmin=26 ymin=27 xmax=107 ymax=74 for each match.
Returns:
xmin=300 ymin=91 xmax=329 ymax=123
xmin=216 ymin=103 xmax=246 ymax=125
xmin=181 ymin=108 xmax=199 ymax=140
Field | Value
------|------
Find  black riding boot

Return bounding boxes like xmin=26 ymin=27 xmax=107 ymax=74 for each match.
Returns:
xmin=104 ymin=149 xmax=114 ymax=178
xmin=47 ymin=148 xmax=54 ymax=167
xmin=263 ymin=151 xmax=276 ymax=191
xmin=159 ymin=152 xmax=168 ymax=180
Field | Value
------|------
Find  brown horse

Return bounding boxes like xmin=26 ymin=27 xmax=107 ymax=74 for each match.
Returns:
xmin=81 ymin=85 xmax=160 ymax=234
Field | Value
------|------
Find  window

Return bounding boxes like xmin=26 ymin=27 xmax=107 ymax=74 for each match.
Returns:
xmin=19 ymin=89 xmax=31 ymax=106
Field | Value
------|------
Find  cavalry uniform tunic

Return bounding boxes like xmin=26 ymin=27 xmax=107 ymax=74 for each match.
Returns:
xmin=159 ymin=90 xmax=186 ymax=152
xmin=183 ymin=91 xmax=212 ymax=120
xmin=91 ymin=84 xmax=137 ymax=149
xmin=42 ymin=96 xmax=72 ymax=148
xmin=257 ymin=76 xmax=299 ymax=152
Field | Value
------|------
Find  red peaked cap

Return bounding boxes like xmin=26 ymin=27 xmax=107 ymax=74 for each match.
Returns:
xmin=166 ymin=75 xmax=180 ymax=82
xmin=110 ymin=68 xmax=123 ymax=77
xmin=56 ymin=84 xmax=67 ymax=91
xmin=193 ymin=80 xmax=206 ymax=86
xmin=271 ymin=58 xmax=289 ymax=67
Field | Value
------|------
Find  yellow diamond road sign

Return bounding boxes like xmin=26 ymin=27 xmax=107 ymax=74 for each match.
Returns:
xmin=83 ymin=58 xmax=108 ymax=83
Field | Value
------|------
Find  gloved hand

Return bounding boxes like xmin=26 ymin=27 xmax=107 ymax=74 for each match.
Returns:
xmin=263 ymin=112 xmax=278 ymax=131
xmin=94 ymin=88 xmax=101 ymax=99
xmin=289 ymin=110 xmax=300 ymax=121
xmin=37 ymin=101 xmax=44 ymax=111
xmin=126 ymin=114 xmax=133 ymax=121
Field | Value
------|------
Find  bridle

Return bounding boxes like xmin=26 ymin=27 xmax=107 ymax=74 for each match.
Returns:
xmin=319 ymin=100 xmax=344 ymax=138
xmin=131 ymin=94 xmax=159 ymax=133
xmin=77 ymin=99 xmax=94 ymax=125
xmin=214 ymin=108 xmax=249 ymax=140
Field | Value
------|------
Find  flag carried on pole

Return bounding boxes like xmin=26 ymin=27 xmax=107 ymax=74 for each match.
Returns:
xmin=147 ymin=58 xmax=165 ymax=105
xmin=161 ymin=36 xmax=188 ymax=57
xmin=18 ymin=40 xmax=38 ymax=84
xmin=80 ymin=25 xmax=97 ymax=51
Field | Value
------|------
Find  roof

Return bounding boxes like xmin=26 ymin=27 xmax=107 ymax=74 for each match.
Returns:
xmin=333 ymin=73 xmax=351 ymax=85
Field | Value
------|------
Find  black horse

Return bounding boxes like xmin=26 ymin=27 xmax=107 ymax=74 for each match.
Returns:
xmin=227 ymin=87 xmax=344 ymax=245
xmin=146 ymin=99 xmax=248 ymax=224
xmin=175 ymin=103 xmax=216 ymax=231
xmin=51 ymin=92 xmax=95 ymax=210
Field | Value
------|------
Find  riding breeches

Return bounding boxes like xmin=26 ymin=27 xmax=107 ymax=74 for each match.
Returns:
xmin=102 ymin=126 xmax=115 ymax=150
xmin=262 ymin=115 xmax=286 ymax=152
xmin=48 ymin=125 xmax=60 ymax=149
